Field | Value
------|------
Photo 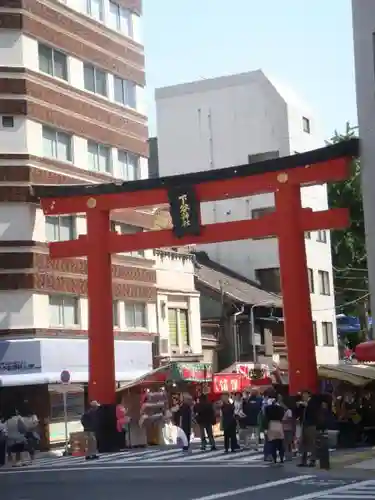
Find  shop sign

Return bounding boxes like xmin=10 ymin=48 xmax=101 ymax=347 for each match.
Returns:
xmin=0 ymin=360 xmax=41 ymax=374
xmin=0 ymin=340 xmax=42 ymax=375
xmin=213 ymin=374 xmax=242 ymax=394
xmin=172 ymin=362 xmax=213 ymax=382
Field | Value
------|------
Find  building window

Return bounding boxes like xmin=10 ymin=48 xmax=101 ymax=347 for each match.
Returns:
xmin=84 ymin=64 xmax=107 ymax=97
xmin=179 ymin=309 xmax=190 ymax=346
xmin=302 ymin=116 xmax=311 ymax=134
xmin=322 ymin=322 xmax=334 ymax=346
xmin=114 ymin=76 xmax=136 ymax=108
xmin=113 ymin=301 xmax=119 ymax=327
xmin=255 ymin=268 xmax=281 ymax=294
xmin=108 ymin=1 xmax=133 ymax=36
xmin=86 ymin=0 xmax=103 ymax=21
xmin=2 ymin=116 xmax=14 ymax=128
xmin=124 ymin=302 xmax=147 ymax=328
xmin=318 ymin=270 xmax=331 ymax=296
xmin=316 ymin=230 xmax=327 ymax=243
xmin=49 ymin=295 xmax=79 ymax=326
xmin=42 ymin=126 xmax=73 ymax=162
xmin=118 ymin=150 xmax=139 ymax=180
xmin=251 ymin=207 xmax=275 ymax=240
xmin=38 ymin=43 xmax=68 ymax=81
xmin=312 ymin=321 xmax=318 ymax=345
xmin=87 ymin=141 xmax=111 ymax=173
xmin=46 ymin=215 xmax=76 ymax=242
xmin=305 ymin=232 xmax=311 ymax=239
xmin=308 ymin=268 xmax=315 ymax=294
xmin=168 ymin=308 xmax=190 ymax=346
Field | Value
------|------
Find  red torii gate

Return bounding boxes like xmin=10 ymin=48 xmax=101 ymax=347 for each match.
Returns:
xmin=34 ymin=139 xmax=359 ymax=404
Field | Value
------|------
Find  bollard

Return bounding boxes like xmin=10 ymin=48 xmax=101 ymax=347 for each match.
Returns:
xmin=316 ymin=430 xmax=330 ymax=470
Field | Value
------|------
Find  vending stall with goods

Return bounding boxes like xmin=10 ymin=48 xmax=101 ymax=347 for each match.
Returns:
xmin=116 ymin=361 xmax=213 ymax=446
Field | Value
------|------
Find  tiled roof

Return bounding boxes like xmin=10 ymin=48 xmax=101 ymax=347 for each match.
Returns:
xmin=194 ymin=253 xmax=282 ymax=307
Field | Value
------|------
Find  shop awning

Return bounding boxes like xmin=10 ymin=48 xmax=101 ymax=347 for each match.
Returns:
xmin=355 ymin=341 xmax=375 ymax=362
xmin=318 ymin=363 xmax=375 ymax=386
xmin=116 ymin=362 xmax=213 ymax=393
xmin=0 ymin=370 xmax=148 ymax=387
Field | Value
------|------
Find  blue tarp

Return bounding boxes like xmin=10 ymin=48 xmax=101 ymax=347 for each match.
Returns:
xmin=336 ymin=314 xmax=372 ymax=335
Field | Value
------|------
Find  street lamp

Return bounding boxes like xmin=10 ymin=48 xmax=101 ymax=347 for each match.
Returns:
xmin=250 ymin=300 xmax=277 ymax=363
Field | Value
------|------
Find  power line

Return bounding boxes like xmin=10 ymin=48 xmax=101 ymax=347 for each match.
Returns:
xmin=312 ymin=292 xmax=370 ymax=312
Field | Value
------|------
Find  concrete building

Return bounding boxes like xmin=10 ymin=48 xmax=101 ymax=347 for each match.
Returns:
xmin=352 ymin=0 xmax=375 ymax=336
xmin=0 ymin=0 xmax=203 ymax=446
xmin=155 ymin=70 xmax=339 ymax=365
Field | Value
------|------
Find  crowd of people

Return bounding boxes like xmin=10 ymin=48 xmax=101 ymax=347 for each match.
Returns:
xmin=0 ymin=407 xmax=40 ymax=468
xmin=171 ymin=388 xmax=334 ymax=465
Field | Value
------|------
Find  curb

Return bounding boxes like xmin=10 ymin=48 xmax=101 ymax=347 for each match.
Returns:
xmin=329 ymin=450 xmax=375 ymax=469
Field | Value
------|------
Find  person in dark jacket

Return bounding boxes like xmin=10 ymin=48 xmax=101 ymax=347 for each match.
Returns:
xmin=221 ymin=393 xmax=237 ymax=453
xmin=242 ymin=389 xmax=262 ymax=449
xmin=264 ymin=400 xmax=285 ymax=464
xmin=177 ymin=394 xmax=193 ymax=451
xmin=81 ymin=401 xmax=100 ymax=460
xmin=194 ymin=394 xmax=217 ymax=451
xmin=298 ymin=391 xmax=320 ymax=467
xmin=0 ymin=414 xmax=7 ymax=467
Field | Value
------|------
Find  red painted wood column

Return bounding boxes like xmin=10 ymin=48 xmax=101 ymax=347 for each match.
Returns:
xmin=86 ymin=208 xmax=116 ymax=404
xmin=275 ymin=179 xmax=319 ymax=395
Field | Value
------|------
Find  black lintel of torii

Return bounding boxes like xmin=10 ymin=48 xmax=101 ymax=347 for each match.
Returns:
xmin=32 ymin=138 xmax=359 ymax=200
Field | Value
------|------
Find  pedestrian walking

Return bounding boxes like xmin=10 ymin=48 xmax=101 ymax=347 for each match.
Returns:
xmin=264 ymin=398 xmax=285 ymax=464
xmin=5 ymin=409 xmax=29 ymax=467
xmin=241 ymin=389 xmax=262 ymax=450
xmin=81 ymin=401 xmax=100 ymax=460
xmin=23 ymin=410 xmax=40 ymax=463
xmin=194 ymin=394 xmax=217 ymax=451
xmin=221 ymin=393 xmax=237 ymax=453
xmin=176 ymin=394 xmax=194 ymax=452
xmin=298 ymin=391 xmax=320 ymax=468
xmin=280 ymin=397 xmax=295 ymax=461
xmin=0 ymin=416 xmax=7 ymax=467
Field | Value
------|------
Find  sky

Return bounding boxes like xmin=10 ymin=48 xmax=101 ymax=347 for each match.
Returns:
xmin=143 ymin=0 xmax=357 ymax=139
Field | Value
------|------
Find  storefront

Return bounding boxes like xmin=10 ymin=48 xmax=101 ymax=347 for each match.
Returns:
xmin=0 ymin=338 xmax=153 ymax=447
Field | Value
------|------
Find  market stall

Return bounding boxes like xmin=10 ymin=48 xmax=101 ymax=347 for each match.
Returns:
xmin=318 ymin=363 xmax=375 ymax=386
xmin=116 ymin=361 xmax=213 ymax=446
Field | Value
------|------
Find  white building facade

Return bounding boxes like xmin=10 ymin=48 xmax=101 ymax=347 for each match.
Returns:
xmin=154 ymin=249 xmax=202 ymax=360
xmin=352 ymin=0 xmax=375 ymax=333
xmin=155 ymin=70 xmax=339 ymax=365
xmin=0 ymin=0 xmax=202 ymax=445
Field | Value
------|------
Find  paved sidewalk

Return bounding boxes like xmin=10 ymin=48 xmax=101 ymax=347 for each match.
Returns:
xmin=330 ymin=447 xmax=375 ymax=469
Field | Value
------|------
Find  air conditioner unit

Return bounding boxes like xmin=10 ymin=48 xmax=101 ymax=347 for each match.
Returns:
xmin=159 ymin=338 xmax=170 ymax=356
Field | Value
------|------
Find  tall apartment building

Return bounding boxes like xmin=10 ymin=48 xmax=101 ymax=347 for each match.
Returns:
xmin=155 ymin=70 xmax=339 ymax=365
xmin=0 ymin=0 xmax=190 ymax=446
xmin=352 ymin=0 xmax=375 ymax=337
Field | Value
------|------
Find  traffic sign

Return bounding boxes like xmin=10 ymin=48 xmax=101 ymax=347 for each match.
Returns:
xmin=60 ymin=370 xmax=71 ymax=384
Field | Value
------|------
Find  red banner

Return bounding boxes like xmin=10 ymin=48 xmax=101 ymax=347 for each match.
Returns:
xmin=212 ymin=373 xmax=244 ymax=394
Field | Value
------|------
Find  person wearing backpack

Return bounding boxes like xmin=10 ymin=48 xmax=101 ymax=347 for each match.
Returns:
xmin=5 ymin=409 xmax=29 ymax=467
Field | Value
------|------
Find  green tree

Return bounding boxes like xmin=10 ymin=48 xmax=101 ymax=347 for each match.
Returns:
xmin=327 ymin=123 xmax=368 ymax=341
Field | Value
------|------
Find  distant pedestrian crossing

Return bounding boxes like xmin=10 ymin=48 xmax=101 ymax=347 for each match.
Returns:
xmin=30 ymin=446 xmax=268 ymax=468
xmin=305 ymin=480 xmax=375 ymax=499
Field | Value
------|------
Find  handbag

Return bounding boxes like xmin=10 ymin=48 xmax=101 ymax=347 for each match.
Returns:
xmin=268 ymin=420 xmax=284 ymax=440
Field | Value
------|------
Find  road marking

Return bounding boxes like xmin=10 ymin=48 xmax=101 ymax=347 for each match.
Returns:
xmin=282 ymin=479 xmax=375 ymax=500
xmin=189 ymin=475 xmax=315 ymax=500
xmin=0 ymin=463 xmax=268 ymax=475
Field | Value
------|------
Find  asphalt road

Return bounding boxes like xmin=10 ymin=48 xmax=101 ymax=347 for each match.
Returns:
xmin=1 ymin=464 xmax=375 ymax=500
